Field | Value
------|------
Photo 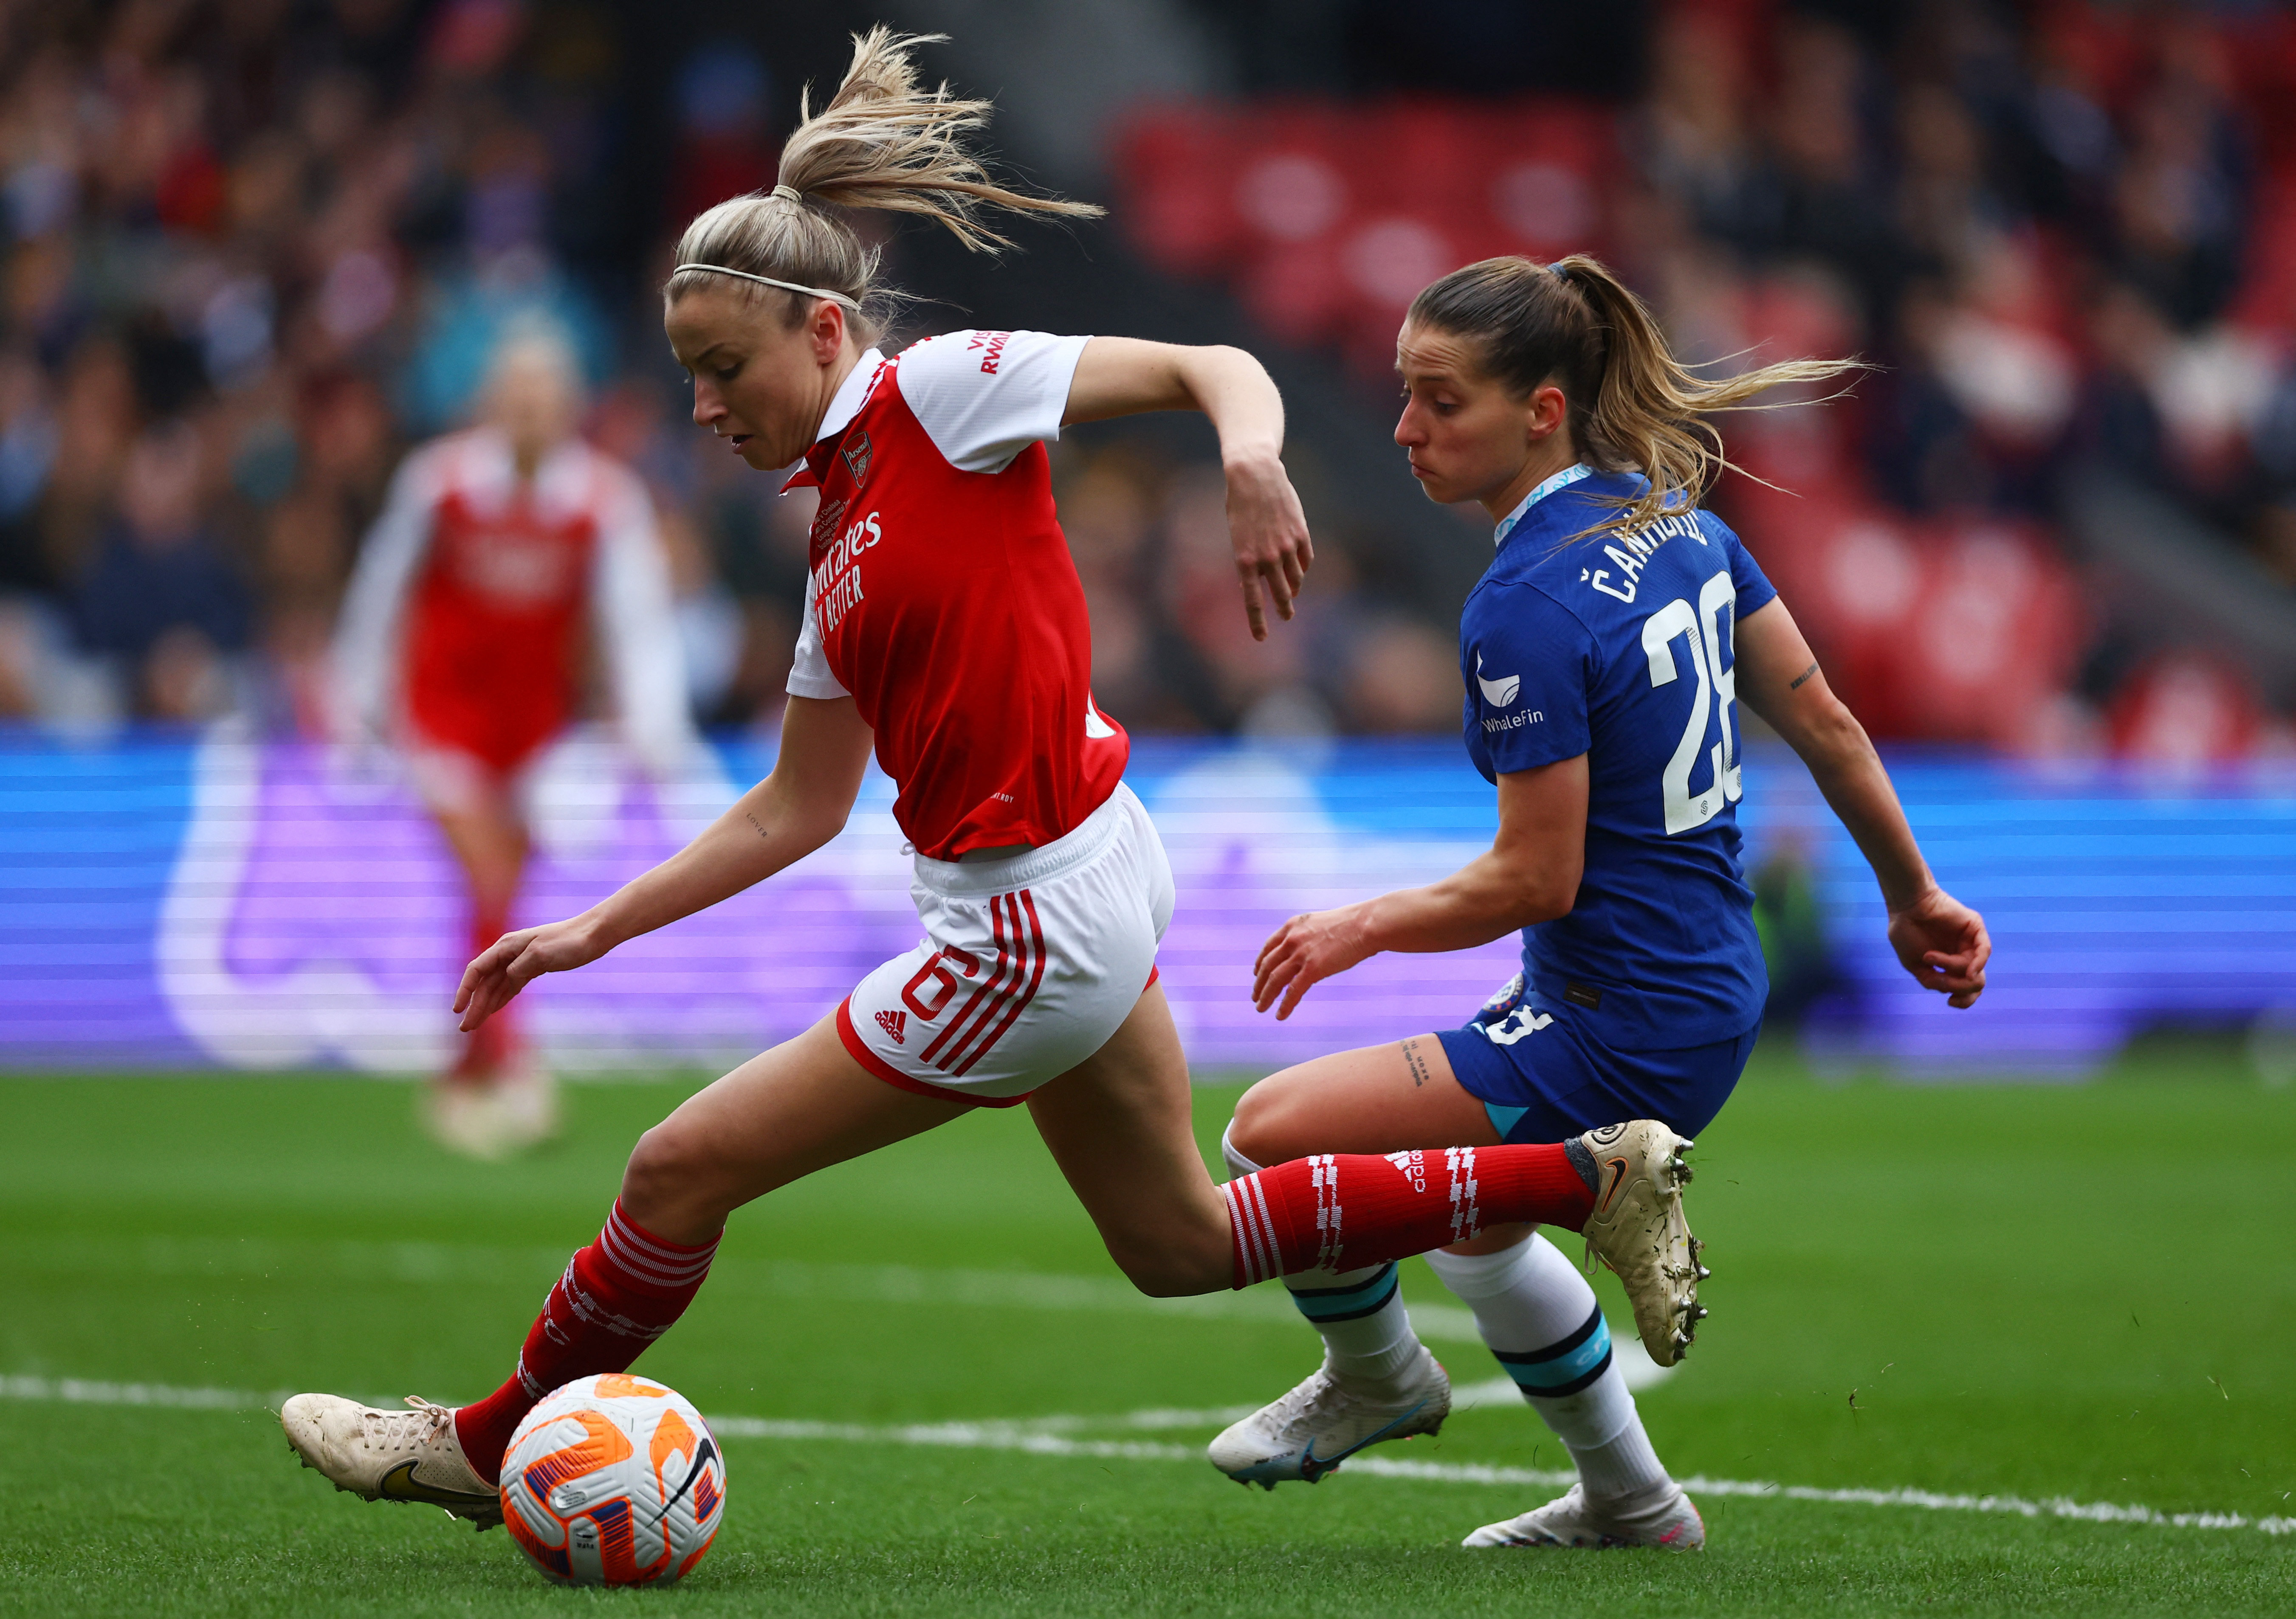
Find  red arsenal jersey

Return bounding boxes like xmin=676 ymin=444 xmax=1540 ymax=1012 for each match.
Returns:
xmin=784 ymin=331 xmax=1129 ymax=860
xmin=403 ymin=469 xmax=598 ymax=771
xmin=334 ymin=428 xmax=694 ymax=777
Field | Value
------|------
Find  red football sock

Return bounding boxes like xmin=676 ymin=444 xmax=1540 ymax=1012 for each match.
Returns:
xmin=453 ymin=1202 xmax=720 ymax=1482
xmin=450 ymin=901 xmax=518 ymax=1083
xmin=1222 ymin=1145 xmax=1597 ymax=1288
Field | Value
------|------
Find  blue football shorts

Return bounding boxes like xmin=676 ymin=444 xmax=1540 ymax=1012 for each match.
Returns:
xmin=1435 ymin=972 xmax=1758 ymax=1144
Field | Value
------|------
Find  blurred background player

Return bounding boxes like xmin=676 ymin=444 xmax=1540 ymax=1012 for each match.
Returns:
xmin=332 ymin=327 xmax=694 ymax=1157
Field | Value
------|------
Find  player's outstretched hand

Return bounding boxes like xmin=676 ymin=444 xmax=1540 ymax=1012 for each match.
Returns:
xmin=1224 ymin=453 xmax=1314 ymax=641
xmin=454 ymin=915 xmax=611 ymax=1031
xmin=1253 ymin=904 xmax=1374 ymax=1020
xmin=1886 ymin=886 xmax=1991 ymax=1009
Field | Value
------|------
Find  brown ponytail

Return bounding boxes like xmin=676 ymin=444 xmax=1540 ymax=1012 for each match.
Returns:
xmin=665 ymin=28 xmax=1103 ymax=341
xmin=1408 ymin=254 xmax=1865 ymax=536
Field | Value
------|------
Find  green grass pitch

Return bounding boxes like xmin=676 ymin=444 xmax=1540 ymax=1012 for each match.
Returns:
xmin=2 ymin=1043 xmax=2291 ymax=1616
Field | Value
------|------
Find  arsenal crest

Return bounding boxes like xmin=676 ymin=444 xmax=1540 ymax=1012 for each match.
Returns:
xmin=841 ymin=428 xmax=874 ymax=486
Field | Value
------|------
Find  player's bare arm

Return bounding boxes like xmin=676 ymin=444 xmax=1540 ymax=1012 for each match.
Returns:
xmin=455 ymin=695 xmax=873 ymax=1030
xmin=1064 ymin=336 xmax=1312 ymax=640
xmin=1252 ymin=756 xmax=1588 ymax=1019
xmin=1734 ymin=598 xmax=1990 ymax=1008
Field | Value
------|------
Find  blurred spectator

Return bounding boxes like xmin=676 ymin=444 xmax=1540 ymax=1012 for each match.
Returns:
xmin=6 ymin=0 xmax=2296 ymax=753
xmin=1121 ymin=0 xmax=2296 ymax=753
xmin=72 ymin=421 xmax=251 ymax=720
xmin=2109 ymin=652 xmax=2261 ymax=767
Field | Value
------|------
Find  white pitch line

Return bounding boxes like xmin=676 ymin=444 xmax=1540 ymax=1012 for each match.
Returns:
xmin=5 ymin=1373 xmax=2288 ymax=1539
xmin=19 ymin=1237 xmax=1677 ymax=1390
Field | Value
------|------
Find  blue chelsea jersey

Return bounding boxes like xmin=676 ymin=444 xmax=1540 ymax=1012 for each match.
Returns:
xmin=1460 ymin=467 xmax=1777 ymax=1052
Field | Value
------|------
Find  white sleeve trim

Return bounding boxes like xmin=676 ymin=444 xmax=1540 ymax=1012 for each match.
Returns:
xmin=330 ymin=448 xmax=441 ymax=740
xmin=786 ymin=567 xmax=851 ymax=698
xmin=894 ymin=330 xmax=1091 ymax=474
xmin=589 ymin=462 xmax=700 ymax=776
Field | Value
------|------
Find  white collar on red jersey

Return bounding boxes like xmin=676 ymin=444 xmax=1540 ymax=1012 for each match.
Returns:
xmin=815 ymin=349 xmax=887 ymax=444
xmin=779 ymin=349 xmax=886 ymax=493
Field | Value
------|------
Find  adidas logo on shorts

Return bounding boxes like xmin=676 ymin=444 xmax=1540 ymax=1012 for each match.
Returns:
xmin=875 ymin=1009 xmax=908 ymax=1045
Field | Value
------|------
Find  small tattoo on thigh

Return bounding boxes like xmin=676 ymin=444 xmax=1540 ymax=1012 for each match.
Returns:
xmin=1401 ymin=1037 xmax=1433 ymax=1088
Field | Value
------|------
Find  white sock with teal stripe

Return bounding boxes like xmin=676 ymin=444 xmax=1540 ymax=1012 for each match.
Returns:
xmin=1423 ymin=1233 xmax=1672 ymax=1504
xmin=1221 ymin=1123 xmax=1423 ymax=1386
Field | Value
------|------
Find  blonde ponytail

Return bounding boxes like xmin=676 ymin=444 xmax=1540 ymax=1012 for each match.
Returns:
xmin=1408 ymin=254 xmax=1866 ymax=537
xmin=665 ymin=28 xmax=1103 ymax=340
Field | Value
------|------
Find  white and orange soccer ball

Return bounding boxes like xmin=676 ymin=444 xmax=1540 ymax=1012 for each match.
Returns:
xmin=498 ymin=1374 xmax=726 ymax=1586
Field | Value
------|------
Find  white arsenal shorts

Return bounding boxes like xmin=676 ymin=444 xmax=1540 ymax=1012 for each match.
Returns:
xmin=836 ymin=782 xmax=1176 ymax=1106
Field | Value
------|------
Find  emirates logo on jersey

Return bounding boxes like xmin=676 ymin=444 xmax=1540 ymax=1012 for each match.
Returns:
xmin=841 ymin=429 xmax=874 ymax=485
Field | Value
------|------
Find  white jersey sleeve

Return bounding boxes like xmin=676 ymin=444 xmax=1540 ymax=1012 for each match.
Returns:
xmin=587 ymin=457 xmax=700 ymax=776
xmin=331 ymin=445 xmax=444 ymax=740
xmin=892 ymin=329 xmax=1092 ymax=474
xmin=786 ymin=568 xmax=852 ymax=699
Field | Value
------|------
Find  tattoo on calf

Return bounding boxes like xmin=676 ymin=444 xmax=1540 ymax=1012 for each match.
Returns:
xmin=1401 ymin=1037 xmax=1433 ymax=1089
xmin=1789 ymin=662 xmax=1820 ymax=690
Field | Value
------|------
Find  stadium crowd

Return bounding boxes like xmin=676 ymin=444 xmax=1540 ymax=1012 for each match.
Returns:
xmin=1 ymin=0 xmax=2292 ymax=753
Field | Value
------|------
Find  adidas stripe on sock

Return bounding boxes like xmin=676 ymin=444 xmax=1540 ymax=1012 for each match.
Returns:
xmin=454 ymin=1201 xmax=722 ymax=1482
xmin=1223 ymin=1144 xmax=1596 ymax=1289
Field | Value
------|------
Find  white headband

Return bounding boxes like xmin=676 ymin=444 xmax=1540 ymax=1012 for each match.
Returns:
xmin=671 ymin=263 xmax=861 ymax=310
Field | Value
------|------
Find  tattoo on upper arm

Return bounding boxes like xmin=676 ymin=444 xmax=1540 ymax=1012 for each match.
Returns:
xmin=745 ymin=811 xmax=769 ymax=840
xmin=1401 ymin=1037 xmax=1433 ymax=1089
xmin=1789 ymin=662 xmax=1820 ymax=690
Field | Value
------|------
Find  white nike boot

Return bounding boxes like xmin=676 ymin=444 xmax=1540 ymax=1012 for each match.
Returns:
xmin=1462 ymin=1481 xmax=1706 ymax=1549
xmin=280 ymin=1393 xmax=502 ymax=1527
xmin=1207 ymin=1344 xmax=1450 ymax=1488
xmin=1575 ymin=1121 xmax=1707 ymax=1366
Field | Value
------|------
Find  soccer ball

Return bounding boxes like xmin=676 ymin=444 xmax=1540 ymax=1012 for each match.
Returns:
xmin=498 ymin=1374 xmax=726 ymax=1586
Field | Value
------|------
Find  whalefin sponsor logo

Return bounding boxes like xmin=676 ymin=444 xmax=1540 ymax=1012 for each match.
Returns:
xmin=1475 ymin=655 xmax=1520 ymax=707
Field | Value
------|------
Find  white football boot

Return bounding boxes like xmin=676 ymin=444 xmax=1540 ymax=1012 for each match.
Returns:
xmin=1574 ymin=1121 xmax=1707 ymax=1366
xmin=420 ymin=1065 xmax=558 ymax=1160
xmin=280 ymin=1393 xmax=502 ymax=1528
xmin=1462 ymin=1481 xmax=1705 ymax=1550
xmin=1207 ymin=1344 xmax=1450 ymax=1488
xmin=421 ymin=1081 xmax=512 ymax=1160
xmin=491 ymin=1062 xmax=560 ymax=1152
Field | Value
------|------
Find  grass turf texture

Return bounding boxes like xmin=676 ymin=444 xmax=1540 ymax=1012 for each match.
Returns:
xmin=1 ymin=1043 xmax=2290 ymax=1617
